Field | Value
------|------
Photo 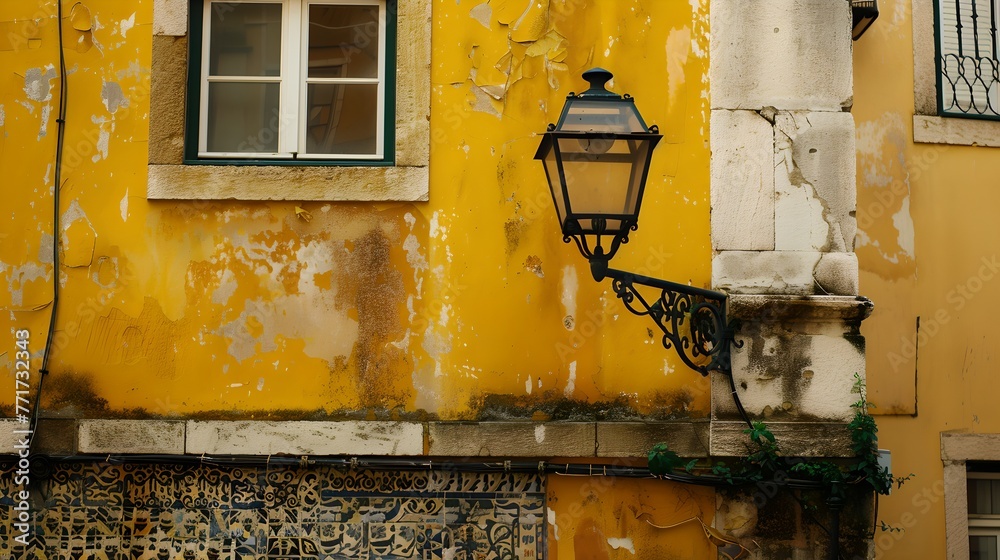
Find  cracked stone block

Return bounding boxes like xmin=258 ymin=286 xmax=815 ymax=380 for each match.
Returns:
xmin=773 ymin=112 xmax=857 ymax=252
xmin=713 ymin=251 xmax=858 ymax=296
xmin=711 ymin=110 xmax=775 ymax=251
xmin=710 ymin=0 xmax=852 ymax=111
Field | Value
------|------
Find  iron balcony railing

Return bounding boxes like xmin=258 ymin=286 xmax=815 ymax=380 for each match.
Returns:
xmin=935 ymin=0 xmax=1000 ymax=119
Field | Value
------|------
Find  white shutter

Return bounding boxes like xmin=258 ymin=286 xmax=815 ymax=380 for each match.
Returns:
xmin=938 ymin=0 xmax=1000 ymax=115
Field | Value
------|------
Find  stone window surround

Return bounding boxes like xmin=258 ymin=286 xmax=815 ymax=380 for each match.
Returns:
xmin=912 ymin=0 xmax=1000 ymax=148
xmin=940 ymin=431 xmax=1000 ymax=560
xmin=147 ymin=0 xmax=430 ymax=201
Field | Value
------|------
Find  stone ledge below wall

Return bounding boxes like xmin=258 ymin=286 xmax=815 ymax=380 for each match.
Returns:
xmin=711 ymin=421 xmax=853 ymax=458
xmin=0 ymin=418 xmax=856 ymax=459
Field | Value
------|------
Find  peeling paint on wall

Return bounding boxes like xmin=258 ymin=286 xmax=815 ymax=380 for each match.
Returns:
xmin=2 ymin=0 xmax=712 ymax=420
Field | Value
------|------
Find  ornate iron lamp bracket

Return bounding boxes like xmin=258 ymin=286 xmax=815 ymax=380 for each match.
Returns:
xmin=591 ymin=262 xmax=742 ymax=376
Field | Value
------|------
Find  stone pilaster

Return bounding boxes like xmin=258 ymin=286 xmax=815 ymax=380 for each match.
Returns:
xmin=709 ymin=2 xmax=872 ymax=556
xmin=709 ymin=0 xmax=867 ymax=431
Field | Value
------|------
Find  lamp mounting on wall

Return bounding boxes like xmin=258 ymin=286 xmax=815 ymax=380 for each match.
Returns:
xmin=534 ymin=68 xmax=739 ymax=377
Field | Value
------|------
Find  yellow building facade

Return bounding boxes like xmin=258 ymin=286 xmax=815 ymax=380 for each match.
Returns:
xmin=1 ymin=0 xmax=883 ymax=558
xmin=856 ymin=0 xmax=1000 ymax=558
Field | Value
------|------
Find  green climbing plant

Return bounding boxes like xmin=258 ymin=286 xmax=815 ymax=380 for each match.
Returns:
xmin=647 ymin=373 xmax=913 ymax=497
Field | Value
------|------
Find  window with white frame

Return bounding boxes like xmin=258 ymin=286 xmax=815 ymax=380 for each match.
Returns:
xmin=936 ymin=0 xmax=1000 ymax=119
xmin=192 ymin=0 xmax=393 ymax=161
xmin=969 ymin=471 xmax=1000 ymax=559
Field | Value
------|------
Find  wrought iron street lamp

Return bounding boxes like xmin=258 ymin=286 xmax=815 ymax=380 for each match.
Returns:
xmin=535 ymin=68 xmax=738 ymax=376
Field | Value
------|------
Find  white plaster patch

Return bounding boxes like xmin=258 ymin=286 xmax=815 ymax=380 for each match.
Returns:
xmin=256 ymin=377 xmax=265 ymax=391
xmin=211 ymin=269 xmax=237 ymax=305
xmin=61 ymin=199 xmax=87 ymax=225
xmin=402 ymin=234 xmax=428 ymax=272
xmin=534 ymin=425 xmax=545 ymax=444
xmin=120 ymin=189 xmax=128 ymax=221
xmin=525 ymin=377 xmax=533 ymax=395
xmin=92 ymin=128 xmax=110 ymax=162
xmin=101 ymin=81 xmax=130 ymax=114
xmin=38 ymin=233 xmax=54 ymax=264
xmin=0 ymin=104 xmax=5 ymax=126
xmin=7 ymin=262 xmax=49 ymax=308
xmin=23 ymin=66 xmax=56 ymax=102
xmin=439 ymin=304 xmax=450 ymax=328
xmin=663 ymin=358 xmax=675 ymax=376
xmin=220 ymin=293 xmax=358 ymax=363
xmin=564 ymin=361 xmax=576 ymax=397
xmin=470 ymin=2 xmax=491 ymax=29
xmin=470 ymin=85 xmax=501 ymax=117
xmin=38 ymin=104 xmax=50 ymax=139
xmin=892 ymin=197 xmax=915 ymax=258
xmin=666 ymin=27 xmax=691 ymax=111
xmin=120 ymin=13 xmax=135 ymax=37
xmin=560 ymin=265 xmax=577 ymax=329
xmin=607 ymin=538 xmax=635 ymax=555
xmin=547 ymin=508 xmax=560 ymax=541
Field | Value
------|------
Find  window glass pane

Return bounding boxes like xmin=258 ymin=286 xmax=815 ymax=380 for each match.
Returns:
xmin=971 ymin=535 xmax=998 ymax=560
xmin=210 ymin=3 xmax=282 ymax=77
xmin=308 ymin=5 xmax=380 ymax=78
xmin=207 ymin=82 xmax=281 ymax=153
xmin=970 ymin=479 xmax=995 ymax=515
xmin=306 ymin=83 xmax=378 ymax=154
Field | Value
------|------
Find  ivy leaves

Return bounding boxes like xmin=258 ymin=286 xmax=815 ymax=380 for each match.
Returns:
xmin=645 ymin=374 xmax=912 ymax=497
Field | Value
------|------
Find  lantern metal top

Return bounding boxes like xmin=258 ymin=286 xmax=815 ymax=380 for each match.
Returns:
xmin=540 ymin=68 xmax=652 ymax=138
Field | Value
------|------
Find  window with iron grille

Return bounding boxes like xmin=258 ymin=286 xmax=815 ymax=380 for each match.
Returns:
xmin=936 ymin=0 xmax=1000 ymax=119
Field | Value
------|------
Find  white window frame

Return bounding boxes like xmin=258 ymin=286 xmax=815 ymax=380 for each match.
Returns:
xmin=147 ymin=0 xmax=430 ymax=202
xmin=198 ymin=0 xmax=387 ymax=160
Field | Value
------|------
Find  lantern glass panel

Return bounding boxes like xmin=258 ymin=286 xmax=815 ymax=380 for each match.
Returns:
xmin=556 ymin=136 xmax=645 ymax=232
xmin=560 ymin=100 xmax=646 ymax=133
xmin=541 ymin=145 xmax=568 ymax=227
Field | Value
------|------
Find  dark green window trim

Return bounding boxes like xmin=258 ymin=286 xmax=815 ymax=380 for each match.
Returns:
xmin=184 ymin=0 xmax=398 ymax=166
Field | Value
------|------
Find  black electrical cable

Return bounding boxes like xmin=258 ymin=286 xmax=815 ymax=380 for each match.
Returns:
xmin=24 ymin=453 xmax=827 ymax=491
xmin=32 ymin=0 xmax=67 ymax=454
xmin=727 ymin=368 xmax=755 ymax=430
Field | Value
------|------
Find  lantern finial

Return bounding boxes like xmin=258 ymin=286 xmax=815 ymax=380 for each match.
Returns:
xmin=580 ymin=68 xmax=617 ymax=98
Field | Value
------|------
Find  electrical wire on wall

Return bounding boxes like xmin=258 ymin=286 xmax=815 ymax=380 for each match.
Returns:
xmin=32 ymin=0 xmax=68 ymax=454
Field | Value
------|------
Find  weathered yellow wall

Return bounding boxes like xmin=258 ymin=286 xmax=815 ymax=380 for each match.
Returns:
xmin=1 ymin=2 xmax=720 ymax=557
xmin=547 ymin=475 xmax=715 ymax=560
xmin=0 ymin=0 xmax=712 ymax=418
xmin=854 ymin=1 xmax=1000 ymax=557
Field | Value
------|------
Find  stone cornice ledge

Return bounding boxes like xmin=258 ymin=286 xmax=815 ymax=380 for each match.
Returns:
xmin=711 ymin=421 xmax=854 ymax=457
xmin=727 ymin=294 xmax=874 ymax=323
xmin=0 ymin=419 xmax=714 ymax=458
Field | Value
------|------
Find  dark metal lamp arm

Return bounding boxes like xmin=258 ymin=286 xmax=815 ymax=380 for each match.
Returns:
xmin=592 ymin=262 xmax=740 ymax=377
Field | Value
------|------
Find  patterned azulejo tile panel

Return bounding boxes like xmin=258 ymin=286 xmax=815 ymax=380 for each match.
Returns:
xmin=0 ymin=462 xmax=546 ymax=560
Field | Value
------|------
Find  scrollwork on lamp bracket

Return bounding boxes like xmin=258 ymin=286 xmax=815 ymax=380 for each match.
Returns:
xmin=587 ymin=259 xmax=741 ymax=377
